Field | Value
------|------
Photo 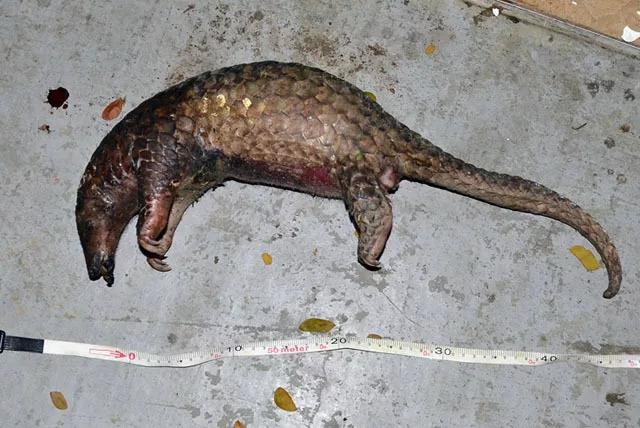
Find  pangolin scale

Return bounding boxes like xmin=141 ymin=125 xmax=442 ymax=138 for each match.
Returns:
xmin=76 ymin=61 xmax=621 ymax=298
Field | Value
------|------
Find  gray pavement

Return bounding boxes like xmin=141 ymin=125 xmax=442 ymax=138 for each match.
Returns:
xmin=0 ymin=1 xmax=639 ymax=426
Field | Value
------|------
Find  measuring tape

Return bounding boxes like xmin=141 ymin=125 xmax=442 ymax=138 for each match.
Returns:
xmin=1 ymin=330 xmax=638 ymax=369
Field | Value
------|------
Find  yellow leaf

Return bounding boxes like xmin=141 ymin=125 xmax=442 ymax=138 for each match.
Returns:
xmin=569 ymin=245 xmax=601 ymax=272
xmin=363 ymin=91 xmax=377 ymax=102
xmin=298 ymin=318 xmax=336 ymax=333
xmin=50 ymin=391 xmax=68 ymax=410
xmin=367 ymin=334 xmax=382 ymax=339
xmin=425 ymin=43 xmax=437 ymax=56
xmin=101 ymin=97 xmax=125 ymax=121
xmin=261 ymin=252 xmax=272 ymax=265
xmin=274 ymin=387 xmax=297 ymax=412
xmin=233 ymin=420 xmax=246 ymax=428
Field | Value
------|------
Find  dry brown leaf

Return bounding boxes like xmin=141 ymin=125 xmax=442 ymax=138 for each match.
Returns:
xmin=299 ymin=318 xmax=336 ymax=333
xmin=274 ymin=387 xmax=297 ymax=412
xmin=101 ymin=97 xmax=125 ymax=121
xmin=50 ymin=391 xmax=68 ymax=410
xmin=569 ymin=245 xmax=601 ymax=271
xmin=233 ymin=420 xmax=246 ymax=428
xmin=261 ymin=252 xmax=273 ymax=265
xmin=425 ymin=43 xmax=438 ymax=56
xmin=367 ymin=334 xmax=383 ymax=339
xmin=363 ymin=91 xmax=377 ymax=102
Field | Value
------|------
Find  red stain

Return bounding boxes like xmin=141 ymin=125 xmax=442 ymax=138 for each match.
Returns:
xmin=46 ymin=87 xmax=69 ymax=109
xmin=301 ymin=166 xmax=335 ymax=187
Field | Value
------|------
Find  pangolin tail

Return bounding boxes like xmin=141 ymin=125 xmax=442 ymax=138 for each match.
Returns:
xmin=399 ymin=139 xmax=621 ymax=298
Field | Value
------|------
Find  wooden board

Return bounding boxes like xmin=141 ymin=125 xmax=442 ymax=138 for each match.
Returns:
xmin=511 ymin=0 xmax=640 ymax=47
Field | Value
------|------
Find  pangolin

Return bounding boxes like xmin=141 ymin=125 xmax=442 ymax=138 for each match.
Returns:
xmin=76 ymin=61 xmax=621 ymax=298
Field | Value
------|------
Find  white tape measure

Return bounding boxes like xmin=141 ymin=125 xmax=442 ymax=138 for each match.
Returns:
xmin=1 ymin=330 xmax=635 ymax=369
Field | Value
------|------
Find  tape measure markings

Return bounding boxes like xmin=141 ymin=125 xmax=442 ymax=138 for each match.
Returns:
xmin=27 ymin=335 xmax=640 ymax=369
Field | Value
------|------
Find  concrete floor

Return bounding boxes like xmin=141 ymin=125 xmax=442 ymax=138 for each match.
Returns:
xmin=1 ymin=1 xmax=639 ymax=427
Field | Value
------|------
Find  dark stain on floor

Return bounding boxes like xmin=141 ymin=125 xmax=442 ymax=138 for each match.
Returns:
xmin=624 ymin=88 xmax=635 ymax=101
xmin=605 ymin=392 xmax=628 ymax=407
xmin=586 ymin=79 xmax=615 ymax=97
xmin=367 ymin=44 xmax=387 ymax=56
xmin=46 ymin=87 xmax=69 ymax=109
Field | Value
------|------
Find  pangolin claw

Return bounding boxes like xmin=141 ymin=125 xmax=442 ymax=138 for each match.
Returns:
xmin=138 ymin=235 xmax=164 ymax=256
xmin=147 ymin=256 xmax=172 ymax=272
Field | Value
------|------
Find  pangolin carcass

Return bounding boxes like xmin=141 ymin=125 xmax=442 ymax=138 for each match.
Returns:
xmin=76 ymin=61 xmax=621 ymax=298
